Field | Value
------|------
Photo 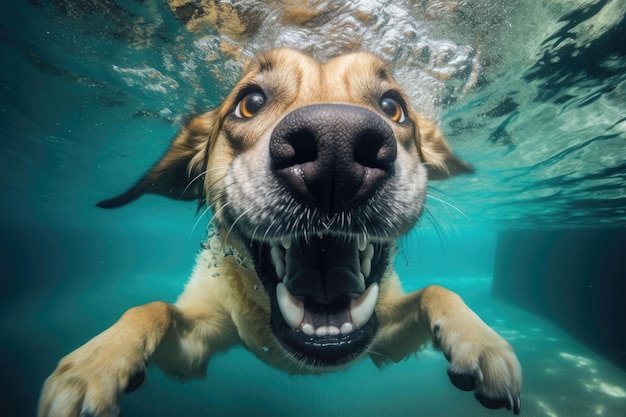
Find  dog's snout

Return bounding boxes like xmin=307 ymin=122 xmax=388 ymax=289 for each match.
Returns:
xmin=269 ymin=104 xmax=397 ymax=213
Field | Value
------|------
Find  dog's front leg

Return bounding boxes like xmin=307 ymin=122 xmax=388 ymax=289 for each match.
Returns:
xmin=38 ymin=301 xmax=233 ymax=417
xmin=373 ymin=284 xmax=522 ymax=414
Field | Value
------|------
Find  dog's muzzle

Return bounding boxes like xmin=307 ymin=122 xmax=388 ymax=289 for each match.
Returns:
xmin=247 ymin=104 xmax=400 ymax=368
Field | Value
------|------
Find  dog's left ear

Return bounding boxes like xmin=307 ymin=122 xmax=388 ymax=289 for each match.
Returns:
xmin=96 ymin=111 xmax=218 ymax=208
xmin=416 ymin=117 xmax=474 ymax=180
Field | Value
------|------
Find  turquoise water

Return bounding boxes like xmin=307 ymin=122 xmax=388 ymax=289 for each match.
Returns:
xmin=1 ymin=1 xmax=625 ymax=416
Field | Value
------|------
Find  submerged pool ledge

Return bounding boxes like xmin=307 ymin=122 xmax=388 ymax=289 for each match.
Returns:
xmin=492 ymin=228 xmax=626 ymax=371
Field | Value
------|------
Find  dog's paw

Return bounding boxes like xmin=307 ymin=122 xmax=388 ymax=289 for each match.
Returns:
xmin=38 ymin=330 xmax=146 ymax=417
xmin=433 ymin=319 xmax=521 ymax=414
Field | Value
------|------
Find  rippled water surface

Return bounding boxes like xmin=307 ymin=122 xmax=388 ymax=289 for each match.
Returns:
xmin=3 ymin=0 xmax=624 ymax=229
xmin=1 ymin=1 xmax=624 ymax=416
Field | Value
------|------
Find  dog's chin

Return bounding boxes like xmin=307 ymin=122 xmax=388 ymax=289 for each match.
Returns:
xmin=248 ymin=232 xmax=391 ymax=370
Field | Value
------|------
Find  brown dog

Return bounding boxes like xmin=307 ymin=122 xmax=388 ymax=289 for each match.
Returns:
xmin=39 ymin=49 xmax=521 ymax=416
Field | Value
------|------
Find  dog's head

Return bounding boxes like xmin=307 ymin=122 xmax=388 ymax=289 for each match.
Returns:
xmin=98 ymin=48 xmax=472 ymax=370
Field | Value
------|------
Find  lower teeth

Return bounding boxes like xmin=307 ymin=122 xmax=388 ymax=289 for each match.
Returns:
xmin=340 ymin=322 xmax=354 ymax=334
xmin=301 ymin=322 xmax=353 ymax=336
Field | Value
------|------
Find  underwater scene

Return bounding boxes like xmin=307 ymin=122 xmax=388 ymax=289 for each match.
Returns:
xmin=1 ymin=0 xmax=625 ymax=416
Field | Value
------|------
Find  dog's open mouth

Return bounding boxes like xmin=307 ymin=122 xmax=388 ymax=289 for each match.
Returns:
xmin=252 ymin=233 xmax=390 ymax=368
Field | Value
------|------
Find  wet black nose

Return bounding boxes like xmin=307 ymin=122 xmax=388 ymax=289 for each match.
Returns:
xmin=269 ymin=104 xmax=397 ymax=214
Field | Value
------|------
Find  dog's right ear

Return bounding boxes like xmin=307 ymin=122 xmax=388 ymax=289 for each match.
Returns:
xmin=96 ymin=111 xmax=218 ymax=208
xmin=415 ymin=117 xmax=474 ymax=180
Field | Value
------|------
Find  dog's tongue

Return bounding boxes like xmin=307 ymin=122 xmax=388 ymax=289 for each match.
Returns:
xmin=284 ymin=236 xmax=365 ymax=302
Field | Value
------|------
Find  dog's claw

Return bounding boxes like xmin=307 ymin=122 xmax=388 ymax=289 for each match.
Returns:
xmin=475 ymin=391 xmax=507 ymax=410
xmin=447 ymin=366 xmax=480 ymax=391
xmin=475 ymin=389 xmax=521 ymax=415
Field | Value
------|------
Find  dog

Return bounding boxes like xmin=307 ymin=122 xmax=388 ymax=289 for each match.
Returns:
xmin=38 ymin=49 xmax=521 ymax=416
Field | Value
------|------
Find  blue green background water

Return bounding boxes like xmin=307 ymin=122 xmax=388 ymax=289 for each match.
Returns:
xmin=1 ymin=1 xmax=625 ymax=416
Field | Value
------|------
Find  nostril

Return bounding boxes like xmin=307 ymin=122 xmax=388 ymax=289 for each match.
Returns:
xmin=353 ymin=130 xmax=397 ymax=171
xmin=270 ymin=128 xmax=318 ymax=170
xmin=269 ymin=104 xmax=398 ymax=213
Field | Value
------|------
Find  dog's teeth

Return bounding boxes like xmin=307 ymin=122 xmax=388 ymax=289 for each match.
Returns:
xmin=271 ymin=246 xmax=286 ymax=279
xmin=327 ymin=326 xmax=340 ymax=336
xmin=312 ymin=326 xmax=340 ymax=337
xmin=340 ymin=322 xmax=354 ymax=334
xmin=301 ymin=323 xmax=315 ymax=336
xmin=313 ymin=325 xmax=340 ymax=337
xmin=315 ymin=326 xmax=329 ymax=337
xmin=350 ymin=283 xmax=379 ymax=328
xmin=276 ymin=283 xmax=304 ymax=329
xmin=359 ymin=243 xmax=374 ymax=278
xmin=281 ymin=236 xmax=292 ymax=249
xmin=300 ymin=321 xmax=355 ymax=337
xmin=270 ymin=246 xmax=283 ymax=266
xmin=358 ymin=272 xmax=365 ymax=286
xmin=360 ymin=259 xmax=371 ymax=279
xmin=275 ymin=260 xmax=286 ymax=280
xmin=358 ymin=234 xmax=368 ymax=252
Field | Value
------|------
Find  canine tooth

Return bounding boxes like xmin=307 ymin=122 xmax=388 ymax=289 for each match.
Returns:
xmin=281 ymin=236 xmax=292 ymax=249
xmin=360 ymin=259 xmax=371 ymax=279
xmin=276 ymin=261 xmax=286 ymax=280
xmin=276 ymin=283 xmax=304 ymax=329
xmin=358 ymin=234 xmax=368 ymax=252
xmin=327 ymin=326 xmax=340 ymax=336
xmin=315 ymin=326 xmax=329 ymax=337
xmin=270 ymin=246 xmax=283 ymax=266
xmin=358 ymin=272 xmax=365 ymax=286
xmin=340 ymin=322 xmax=354 ymax=334
xmin=359 ymin=244 xmax=374 ymax=279
xmin=271 ymin=246 xmax=286 ymax=279
xmin=350 ymin=283 xmax=379 ymax=328
xmin=302 ymin=323 xmax=315 ymax=336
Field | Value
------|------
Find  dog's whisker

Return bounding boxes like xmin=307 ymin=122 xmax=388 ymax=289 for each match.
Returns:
xmin=182 ymin=169 xmax=208 ymax=198
xmin=250 ymin=224 xmax=263 ymax=245
xmin=224 ymin=206 xmax=256 ymax=243
xmin=188 ymin=205 xmax=213 ymax=244
xmin=262 ymin=217 xmax=280 ymax=243
xmin=427 ymin=194 xmax=471 ymax=222
xmin=208 ymin=200 xmax=232 ymax=234
xmin=422 ymin=207 xmax=450 ymax=251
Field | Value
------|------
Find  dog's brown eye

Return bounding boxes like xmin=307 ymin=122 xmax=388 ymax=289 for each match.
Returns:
xmin=379 ymin=97 xmax=406 ymax=123
xmin=235 ymin=92 xmax=266 ymax=119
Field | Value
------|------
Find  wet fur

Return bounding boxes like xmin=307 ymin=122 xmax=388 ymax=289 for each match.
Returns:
xmin=39 ymin=49 xmax=521 ymax=416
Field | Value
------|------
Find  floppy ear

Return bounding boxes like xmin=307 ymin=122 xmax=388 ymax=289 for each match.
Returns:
xmin=96 ymin=111 xmax=218 ymax=208
xmin=416 ymin=117 xmax=474 ymax=180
